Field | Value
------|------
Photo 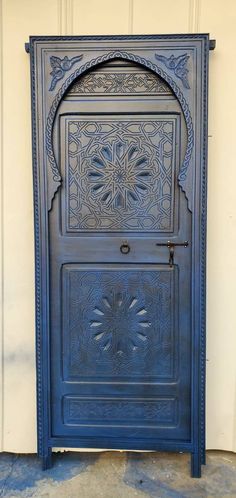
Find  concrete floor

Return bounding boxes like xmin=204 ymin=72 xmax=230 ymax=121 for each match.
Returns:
xmin=0 ymin=450 xmax=236 ymax=498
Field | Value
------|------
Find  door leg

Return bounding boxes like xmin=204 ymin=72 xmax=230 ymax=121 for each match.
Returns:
xmin=42 ymin=447 xmax=52 ymax=470
xmin=191 ymin=451 xmax=201 ymax=478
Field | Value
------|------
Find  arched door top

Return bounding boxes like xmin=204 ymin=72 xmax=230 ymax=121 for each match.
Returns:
xmin=45 ymin=50 xmax=194 ymax=209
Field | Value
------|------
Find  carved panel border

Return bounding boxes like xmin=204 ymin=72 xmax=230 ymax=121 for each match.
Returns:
xmin=62 ymin=266 xmax=177 ymax=381
xmin=63 ymin=396 xmax=178 ymax=427
xmin=63 ymin=116 xmax=177 ymax=233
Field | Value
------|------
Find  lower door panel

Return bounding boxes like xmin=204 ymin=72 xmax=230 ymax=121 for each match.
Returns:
xmin=51 ymin=264 xmax=191 ymax=442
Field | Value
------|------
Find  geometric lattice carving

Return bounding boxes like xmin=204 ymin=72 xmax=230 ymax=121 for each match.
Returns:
xmin=65 ymin=118 xmax=177 ymax=232
xmin=68 ymin=70 xmax=172 ymax=95
xmin=64 ymin=397 xmax=177 ymax=426
xmin=63 ymin=267 xmax=176 ymax=379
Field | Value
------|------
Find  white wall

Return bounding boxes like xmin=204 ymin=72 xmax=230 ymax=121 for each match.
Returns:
xmin=0 ymin=0 xmax=236 ymax=453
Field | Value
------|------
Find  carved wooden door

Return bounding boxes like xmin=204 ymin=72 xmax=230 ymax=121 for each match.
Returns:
xmin=29 ymin=35 xmax=212 ymax=477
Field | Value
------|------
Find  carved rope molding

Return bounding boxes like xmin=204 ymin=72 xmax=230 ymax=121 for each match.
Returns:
xmin=45 ymin=50 xmax=194 ymax=209
xmin=200 ymin=38 xmax=208 ymax=463
xmin=31 ymin=43 xmax=44 ymax=458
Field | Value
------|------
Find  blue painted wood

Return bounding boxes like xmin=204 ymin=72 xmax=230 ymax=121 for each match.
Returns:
xmin=28 ymin=34 xmax=212 ymax=477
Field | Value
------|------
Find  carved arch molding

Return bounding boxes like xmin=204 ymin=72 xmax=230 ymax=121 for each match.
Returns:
xmin=45 ymin=50 xmax=194 ymax=210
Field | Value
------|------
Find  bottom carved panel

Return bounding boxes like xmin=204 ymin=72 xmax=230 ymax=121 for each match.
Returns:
xmin=63 ymin=396 xmax=178 ymax=427
xmin=62 ymin=265 xmax=177 ymax=381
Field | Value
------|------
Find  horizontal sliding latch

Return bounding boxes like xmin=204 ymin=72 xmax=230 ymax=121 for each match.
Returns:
xmin=156 ymin=241 xmax=189 ymax=267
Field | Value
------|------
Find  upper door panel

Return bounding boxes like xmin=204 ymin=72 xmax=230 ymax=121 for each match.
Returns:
xmin=55 ymin=60 xmax=187 ymax=236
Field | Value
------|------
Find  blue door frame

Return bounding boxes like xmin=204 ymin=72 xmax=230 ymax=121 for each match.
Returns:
xmin=27 ymin=34 xmax=214 ymax=477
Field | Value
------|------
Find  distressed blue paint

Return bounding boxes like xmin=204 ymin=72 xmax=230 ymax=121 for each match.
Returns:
xmin=125 ymin=472 xmax=183 ymax=498
xmin=0 ymin=452 xmax=97 ymax=496
xmin=124 ymin=454 xmax=184 ymax=498
xmin=1 ymin=451 xmax=236 ymax=497
xmin=124 ymin=452 xmax=236 ymax=497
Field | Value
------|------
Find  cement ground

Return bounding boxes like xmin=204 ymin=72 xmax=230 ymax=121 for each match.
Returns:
xmin=0 ymin=450 xmax=236 ymax=498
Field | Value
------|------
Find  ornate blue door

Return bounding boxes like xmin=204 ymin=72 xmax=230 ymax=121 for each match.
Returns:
xmin=28 ymin=35 xmax=212 ymax=477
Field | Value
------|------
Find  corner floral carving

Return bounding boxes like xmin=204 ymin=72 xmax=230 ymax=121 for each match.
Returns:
xmin=155 ymin=53 xmax=190 ymax=89
xmin=49 ymin=54 xmax=83 ymax=91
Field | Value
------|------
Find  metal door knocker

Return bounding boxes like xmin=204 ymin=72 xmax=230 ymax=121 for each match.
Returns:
xmin=120 ymin=241 xmax=130 ymax=254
